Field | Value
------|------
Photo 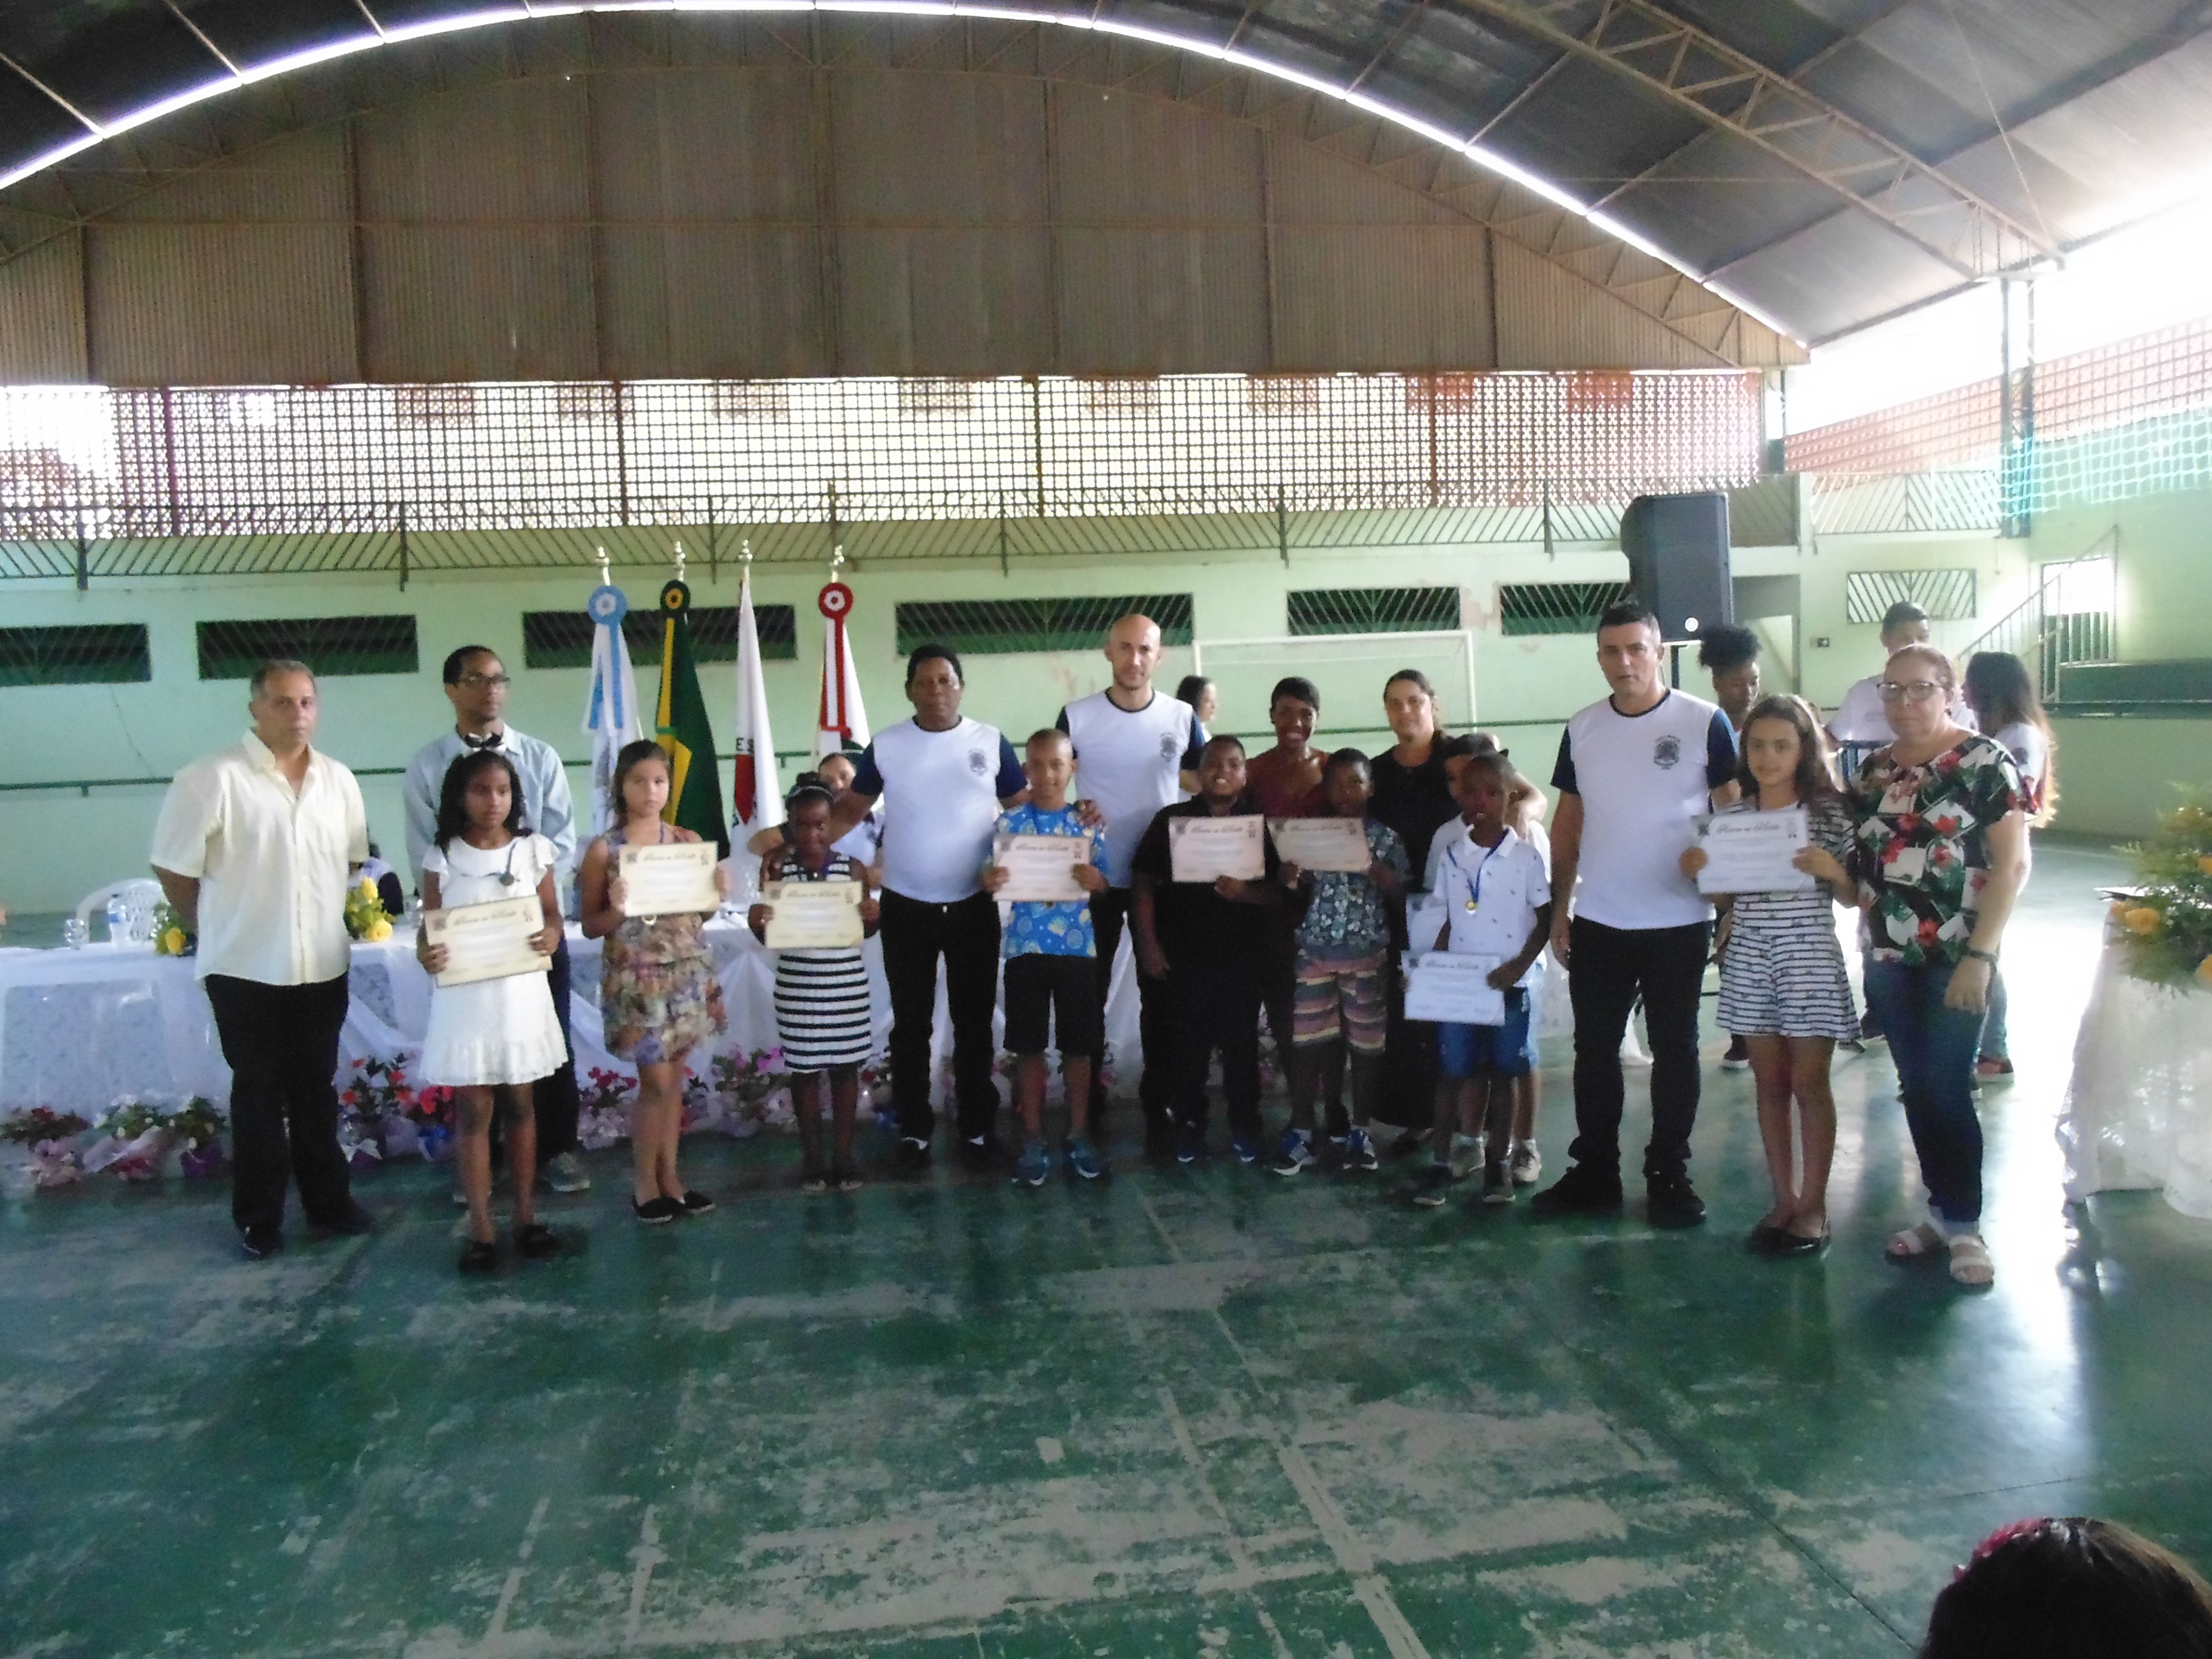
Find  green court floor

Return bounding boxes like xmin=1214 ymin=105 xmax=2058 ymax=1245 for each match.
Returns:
xmin=5 ymin=842 xmax=2208 ymax=1658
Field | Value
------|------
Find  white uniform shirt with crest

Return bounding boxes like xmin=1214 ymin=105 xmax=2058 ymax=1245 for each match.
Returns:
xmin=852 ymin=717 xmax=1025 ymax=903
xmin=1412 ymin=828 xmax=1552 ymax=986
xmin=1056 ymin=689 xmax=1207 ymax=887
xmin=1551 ymin=689 xmax=1736 ymax=932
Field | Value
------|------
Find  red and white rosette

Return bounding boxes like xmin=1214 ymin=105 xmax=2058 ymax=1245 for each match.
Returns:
xmin=815 ymin=581 xmax=868 ymax=757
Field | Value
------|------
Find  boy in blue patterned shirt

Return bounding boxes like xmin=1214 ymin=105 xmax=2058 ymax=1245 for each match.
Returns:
xmin=982 ymin=729 xmax=1111 ymax=1184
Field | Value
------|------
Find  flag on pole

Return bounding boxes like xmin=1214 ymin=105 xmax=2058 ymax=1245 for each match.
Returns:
xmin=815 ymin=578 xmax=869 ymax=758
xmin=582 ymin=583 xmax=643 ymax=835
xmin=729 ymin=565 xmax=781 ymax=838
xmin=654 ymin=578 xmax=729 ymax=856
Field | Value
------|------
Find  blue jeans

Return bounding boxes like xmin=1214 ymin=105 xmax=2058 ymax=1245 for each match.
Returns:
xmin=1864 ymin=957 xmax=1986 ymax=1226
xmin=1978 ymin=967 xmax=2008 ymax=1061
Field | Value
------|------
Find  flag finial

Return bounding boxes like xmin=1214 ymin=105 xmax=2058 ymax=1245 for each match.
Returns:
xmin=741 ymin=538 xmax=752 ymax=568
xmin=596 ymin=545 xmax=611 ymax=587
xmin=673 ymin=539 xmax=686 ymax=581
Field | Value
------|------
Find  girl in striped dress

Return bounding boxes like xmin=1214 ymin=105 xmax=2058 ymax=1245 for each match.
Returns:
xmin=748 ymin=781 xmax=880 ymax=1192
xmin=1681 ymin=695 xmax=1859 ymax=1259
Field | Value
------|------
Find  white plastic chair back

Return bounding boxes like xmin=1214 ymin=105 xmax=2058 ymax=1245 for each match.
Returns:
xmin=74 ymin=878 xmax=164 ymax=943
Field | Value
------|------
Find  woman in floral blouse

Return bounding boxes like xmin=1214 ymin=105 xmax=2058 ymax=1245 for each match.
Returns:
xmin=1851 ymin=643 xmax=2028 ymax=1287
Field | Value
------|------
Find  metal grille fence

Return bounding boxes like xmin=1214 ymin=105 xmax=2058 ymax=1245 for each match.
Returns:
xmin=0 ymin=371 xmax=1761 ymax=577
xmin=1287 ymin=587 xmax=1463 ymax=636
xmin=1842 ymin=569 xmax=1979 ymax=625
xmin=0 ymin=624 xmax=151 ymax=686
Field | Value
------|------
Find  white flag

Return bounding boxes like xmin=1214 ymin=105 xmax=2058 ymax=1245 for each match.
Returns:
xmin=815 ymin=581 xmax=870 ymax=759
xmin=583 ymin=587 xmax=643 ymax=836
xmin=731 ymin=568 xmax=781 ymax=836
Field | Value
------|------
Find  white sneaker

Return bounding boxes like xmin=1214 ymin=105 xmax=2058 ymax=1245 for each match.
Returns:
xmin=1509 ymin=1139 xmax=1542 ymax=1187
xmin=545 ymin=1151 xmax=590 ymax=1193
xmin=1447 ymin=1132 xmax=1486 ymax=1181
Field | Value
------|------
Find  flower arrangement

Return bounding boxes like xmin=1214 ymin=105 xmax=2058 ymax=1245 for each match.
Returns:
xmin=578 ymin=1066 xmax=636 ymax=1150
xmin=344 ymin=877 xmax=393 ymax=943
xmin=171 ymin=1096 xmax=225 ymax=1177
xmin=152 ymin=899 xmax=195 ymax=957
xmin=709 ymin=1048 xmax=791 ymax=1132
xmin=89 ymin=1096 xmax=178 ymax=1180
xmin=2114 ymin=796 xmax=2212 ymax=990
xmin=0 ymin=1107 xmax=90 ymax=1146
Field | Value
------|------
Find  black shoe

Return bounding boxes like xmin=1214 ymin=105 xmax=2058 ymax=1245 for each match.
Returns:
xmin=1767 ymin=1226 xmax=1829 ymax=1259
xmin=1142 ymin=1119 xmax=1177 ymax=1165
xmin=1646 ymin=1174 xmax=1707 ymax=1229
xmin=892 ymin=1136 xmax=932 ymax=1174
xmin=1410 ymin=1164 xmax=1454 ymax=1209
xmin=315 ymin=1201 xmax=376 ymax=1237
xmin=514 ymin=1222 xmax=561 ymax=1259
xmin=458 ymin=1238 xmax=498 ymax=1274
xmin=1747 ymin=1222 xmax=1787 ymax=1254
xmin=1528 ymin=1164 xmax=1624 ymax=1218
xmin=958 ymin=1134 xmax=1009 ymax=1170
xmin=239 ymin=1225 xmax=284 ymax=1261
xmin=631 ymin=1196 xmax=680 ymax=1225
xmin=673 ymin=1189 xmax=715 ymax=1216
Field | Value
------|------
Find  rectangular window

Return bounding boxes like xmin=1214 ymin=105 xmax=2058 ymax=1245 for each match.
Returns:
xmin=521 ymin=605 xmax=795 ymax=670
xmin=1498 ymin=580 xmax=1630 ymax=637
xmin=1845 ymin=568 xmax=1977 ymax=625
xmin=1288 ymin=586 xmax=1461 ymax=636
xmin=895 ymin=595 xmax=1194 ymax=656
xmin=0 ymin=623 xmax=152 ymax=686
xmin=196 ymin=615 xmax=418 ymax=680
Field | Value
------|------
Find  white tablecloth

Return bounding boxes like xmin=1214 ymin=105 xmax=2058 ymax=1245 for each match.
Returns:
xmin=0 ymin=923 xmax=1147 ymax=1117
xmin=2058 ymin=937 xmax=2212 ymax=1218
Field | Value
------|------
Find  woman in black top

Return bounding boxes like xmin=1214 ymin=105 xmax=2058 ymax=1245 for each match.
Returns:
xmin=1366 ymin=670 xmax=1460 ymax=1139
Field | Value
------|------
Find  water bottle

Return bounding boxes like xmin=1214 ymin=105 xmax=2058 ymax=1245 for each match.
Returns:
xmin=106 ymin=895 xmax=129 ymax=945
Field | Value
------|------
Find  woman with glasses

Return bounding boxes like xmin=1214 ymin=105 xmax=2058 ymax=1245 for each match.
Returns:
xmin=1850 ymin=644 xmax=2029 ymax=1287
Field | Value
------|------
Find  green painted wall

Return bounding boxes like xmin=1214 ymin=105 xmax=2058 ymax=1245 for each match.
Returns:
xmin=2029 ymin=493 xmax=2207 ymax=665
xmin=0 ymin=515 xmax=2062 ymax=910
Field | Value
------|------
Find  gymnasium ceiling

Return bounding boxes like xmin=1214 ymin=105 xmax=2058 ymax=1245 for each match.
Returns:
xmin=2 ymin=0 xmax=2211 ymax=348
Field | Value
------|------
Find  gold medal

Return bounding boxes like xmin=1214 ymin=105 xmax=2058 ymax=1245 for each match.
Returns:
xmin=1465 ymin=897 xmax=1479 ymax=912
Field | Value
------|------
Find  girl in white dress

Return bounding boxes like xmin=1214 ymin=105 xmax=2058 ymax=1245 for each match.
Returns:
xmin=416 ymin=750 xmax=568 ymax=1273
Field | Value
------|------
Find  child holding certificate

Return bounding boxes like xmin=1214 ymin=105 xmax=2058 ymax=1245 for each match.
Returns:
xmin=749 ymin=781 xmax=880 ymax=1194
xmin=416 ymin=750 xmax=567 ymax=1273
xmin=1679 ymin=695 xmax=1858 ymax=1257
xmin=980 ymin=730 xmax=1110 ymax=1186
xmin=1268 ymin=750 xmax=1408 ymax=1177
xmin=1130 ymin=734 xmax=1283 ymax=1165
xmin=579 ymin=739 xmax=730 ymax=1226
xmin=1408 ymin=750 xmax=1551 ymax=1208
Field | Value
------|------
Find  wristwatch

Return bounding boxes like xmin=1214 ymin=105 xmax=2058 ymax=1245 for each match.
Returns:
xmin=1963 ymin=946 xmax=1999 ymax=965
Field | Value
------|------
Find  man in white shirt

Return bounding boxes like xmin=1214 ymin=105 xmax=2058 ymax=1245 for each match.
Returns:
xmin=1055 ymin=614 xmax=1205 ymax=1158
xmin=1827 ymin=601 xmax=1975 ymax=779
xmin=401 ymin=646 xmax=587 ymax=1194
xmin=151 ymin=660 xmax=375 ymax=1259
xmin=1533 ymin=603 xmax=1739 ymax=1228
xmin=828 ymin=645 xmax=1027 ymax=1170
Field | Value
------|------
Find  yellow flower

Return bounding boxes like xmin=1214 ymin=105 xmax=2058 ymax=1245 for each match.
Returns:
xmin=356 ymin=877 xmax=378 ymax=898
xmin=2122 ymin=906 xmax=2164 ymax=936
xmin=160 ymin=926 xmax=186 ymax=954
xmin=363 ymin=919 xmax=393 ymax=943
xmin=2197 ymin=854 xmax=2212 ymax=877
xmin=2198 ymin=954 xmax=2212 ymax=987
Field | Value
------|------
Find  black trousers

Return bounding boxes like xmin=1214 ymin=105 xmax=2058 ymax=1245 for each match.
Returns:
xmin=1377 ymin=943 xmax=1439 ymax=1132
xmin=879 ymin=888 xmax=1003 ymax=1144
xmin=204 ymin=973 xmax=354 ymax=1234
xmin=534 ymin=936 xmax=581 ymax=1159
xmin=1087 ymin=888 xmax=1173 ymax=1131
xmin=1565 ymin=917 xmax=1710 ymax=1182
xmin=1170 ymin=955 xmax=1264 ymax=1142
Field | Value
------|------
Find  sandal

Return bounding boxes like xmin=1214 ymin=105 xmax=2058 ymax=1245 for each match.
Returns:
xmin=799 ymin=1166 xmax=829 ymax=1196
xmin=457 ymin=1238 xmax=498 ymax=1274
xmin=1947 ymin=1233 xmax=1996 ymax=1287
xmin=1886 ymin=1221 xmax=1944 ymax=1262
xmin=514 ymin=1222 xmax=560 ymax=1260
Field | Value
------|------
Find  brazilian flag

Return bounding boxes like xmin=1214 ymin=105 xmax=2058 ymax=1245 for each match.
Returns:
xmin=654 ymin=579 xmax=729 ymax=857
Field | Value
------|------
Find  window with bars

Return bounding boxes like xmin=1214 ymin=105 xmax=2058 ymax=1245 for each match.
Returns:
xmin=0 ymin=623 xmax=151 ymax=686
xmin=1498 ymin=581 xmax=1631 ymax=637
xmin=895 ymin=595 xmax=1194 ymax=656
xmin=1844 ymin=569 xmax=1977 ymax=625
xmin=1288 ymin=586 xmax=1461 ymax=636
xmin=195 ymin=615 xmax=418 ymax=680
xmin=521 ymin=605 xmax=795 ymax=670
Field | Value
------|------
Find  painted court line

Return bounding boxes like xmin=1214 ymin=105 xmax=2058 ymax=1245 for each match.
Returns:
xmin=623 ymin=1504 xmax=661 ymax=1649
xmin=483 ymin=1495 xmax=551 ymax=1647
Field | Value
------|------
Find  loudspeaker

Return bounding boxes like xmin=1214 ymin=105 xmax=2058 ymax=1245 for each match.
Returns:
xmin=1621 ymin=492 xmax=1732 ymax=643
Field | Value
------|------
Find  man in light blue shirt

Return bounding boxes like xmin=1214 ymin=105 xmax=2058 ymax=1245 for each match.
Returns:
xmin=402 ymin=645 xmax=587 ymax=1192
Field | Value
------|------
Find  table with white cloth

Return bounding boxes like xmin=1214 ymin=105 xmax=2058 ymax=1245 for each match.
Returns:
xmin=0 ymin=921 xmax=1148 ymax=1118
xmin=2058 ymin=935 xmax=2212 ymax=1218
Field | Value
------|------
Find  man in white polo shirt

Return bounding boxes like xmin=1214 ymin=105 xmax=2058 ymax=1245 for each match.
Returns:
xmin=1056 ymin=613 xmax=1205 ymax=1158
xmin=1532 ymin=602 xmax=1739 ymax=1228
xmin=151 ymin=660 xmax=376 ymax=1260
xmin=828 ymin=644 xmax=1027 ymax=1171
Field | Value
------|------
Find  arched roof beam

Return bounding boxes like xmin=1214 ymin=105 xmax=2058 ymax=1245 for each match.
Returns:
xmin=1449 ymin=0 xmax=2057 ymax=278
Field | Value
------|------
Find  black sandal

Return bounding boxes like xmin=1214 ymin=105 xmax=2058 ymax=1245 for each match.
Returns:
xmin=514 ymin=1222 xmax=560 ymax=1259
xmin=457 ymin=1238 xmax=498 ymax=1274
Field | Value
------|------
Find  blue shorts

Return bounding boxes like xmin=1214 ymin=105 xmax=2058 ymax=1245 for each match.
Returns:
xmin=1436 ymin=990 xmax=1531 ymax=1081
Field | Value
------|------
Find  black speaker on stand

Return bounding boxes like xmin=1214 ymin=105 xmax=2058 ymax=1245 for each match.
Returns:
xmin=1621 ymin=492 xmax=1733 ymax=650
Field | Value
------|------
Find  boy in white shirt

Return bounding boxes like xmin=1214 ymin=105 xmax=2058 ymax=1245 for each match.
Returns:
xmin=1408 ymin=750 xmax=1551 ymax=1208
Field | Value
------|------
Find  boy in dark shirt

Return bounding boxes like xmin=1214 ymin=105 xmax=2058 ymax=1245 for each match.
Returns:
xmin=1130 ymin=735 xmax=1283 ymax=1164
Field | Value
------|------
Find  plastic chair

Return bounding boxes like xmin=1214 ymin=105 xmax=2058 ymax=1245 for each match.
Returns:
xmin=74 ymin=878 xmax=164 ymax=943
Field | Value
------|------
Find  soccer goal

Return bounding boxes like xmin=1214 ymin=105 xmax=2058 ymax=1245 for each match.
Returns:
xmin=1190 ymin=629 xmax=1478 ymax=754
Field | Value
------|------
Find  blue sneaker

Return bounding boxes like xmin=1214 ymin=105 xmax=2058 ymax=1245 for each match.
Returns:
xmin=1341 ymin=1127 xmax=1380 ymax=1173
xmin=1065 ymin=1135 xmax=1107 ymax=1181
xmin=1229 ymin=1132 xmax=1260 ymax=1165
xmin=1269 ymin=1128 xmax=1316 ymax=1177
xmin=1176 ymin=1122 xmax=1205 ymax=1165
xmin=1013 ymin=1140 xmax=1052 ymax=1188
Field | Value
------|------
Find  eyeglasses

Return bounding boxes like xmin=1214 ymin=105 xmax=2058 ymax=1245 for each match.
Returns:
xmin=457 ymin=673 xmax=511 ymax=689
xmin=1876 ymin=679 xmax=1944 ymax=704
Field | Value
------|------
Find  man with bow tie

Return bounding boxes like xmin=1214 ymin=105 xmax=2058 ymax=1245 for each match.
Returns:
xmin=403 ymin=645 xmax=587 ymax=1194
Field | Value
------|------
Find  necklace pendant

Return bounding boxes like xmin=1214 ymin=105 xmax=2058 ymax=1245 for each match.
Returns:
xmin=1465 ymin=897 xmax=1479 ymax=912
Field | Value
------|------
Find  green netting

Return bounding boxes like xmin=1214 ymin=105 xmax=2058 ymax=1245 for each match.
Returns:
xmin=521 ymin=606 xmax=795 ymax=670
xmin=2017 ymin=404 xmax=2212 ymax=514
xmin=894 ymin=595 xmax=1194 ymax=656
xmin=0 ymin=624 xmax=151 ymax=686
xmin=1286 ymin=586 xmax=1461 ymax=636
xmin=195 ymin=615 xmax=419 ymax=681
xmin=1498 ymin=581 xmax=1628 ymax=637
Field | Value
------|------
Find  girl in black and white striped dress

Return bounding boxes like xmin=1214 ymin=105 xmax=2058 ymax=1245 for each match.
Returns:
xmin=748 ymin=782 xmax=880 ymax=1193
xmin=1681 ymin=696 xmax=1860 ymax=1259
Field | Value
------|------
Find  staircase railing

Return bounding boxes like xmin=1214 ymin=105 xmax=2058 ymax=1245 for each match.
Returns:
xmin=1959 ymin=533 xmax=2117 ymax=702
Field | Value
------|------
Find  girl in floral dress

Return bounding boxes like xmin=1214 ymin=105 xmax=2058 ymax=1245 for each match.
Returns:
xmin=578 ymin=739 xmax=730 ymax=1224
